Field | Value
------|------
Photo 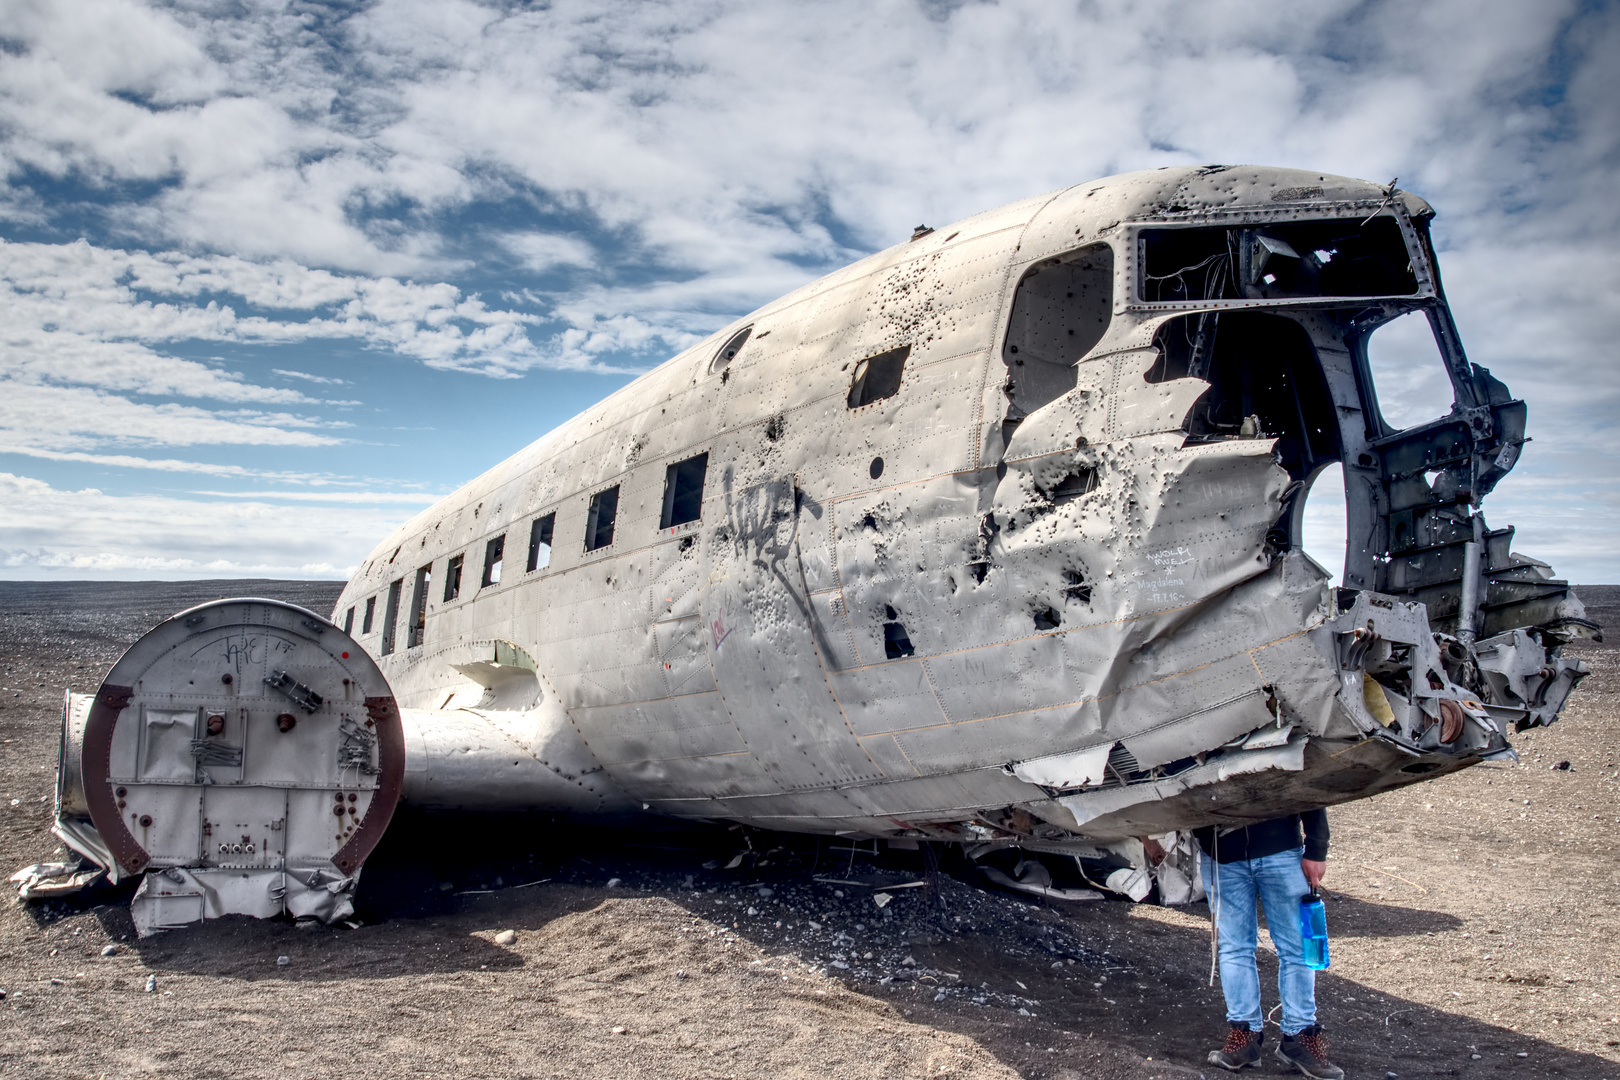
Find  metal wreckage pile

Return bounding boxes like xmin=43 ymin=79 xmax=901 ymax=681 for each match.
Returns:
xmin=15 ymin=166 xmax=1595 ymax=934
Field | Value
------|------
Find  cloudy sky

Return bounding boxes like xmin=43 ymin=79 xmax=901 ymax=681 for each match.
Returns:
xmin=1 ymin=0 xmax=1615 ymax=583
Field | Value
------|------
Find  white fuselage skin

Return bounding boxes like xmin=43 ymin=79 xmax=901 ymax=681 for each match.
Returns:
xmin=329 ymin=165 xmax=1552 ymax=845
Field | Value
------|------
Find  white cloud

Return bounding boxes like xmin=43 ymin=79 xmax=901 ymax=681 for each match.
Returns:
xmin=0 ymin=383 xmax=342 ymax=452
xmin=272 ymin=369 xmax=346 ymax=385
xmin=499 ymin=232 xmax=595 ymax=272
xmin=191 ymin=490 xmax=438 ymax=505
xmin=0 ymin=444 xmax=331 ymax=480
xmin=0 ymin=472 xmax=403 ymax=579
xmin=0 ymin=238 xmax=560 ymax=381
xmin=0 ymin=0 xmax=1615 ymax=580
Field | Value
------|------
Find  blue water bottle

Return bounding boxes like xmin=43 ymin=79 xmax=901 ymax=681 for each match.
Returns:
xmin=1300 ymin=887 xmax=1330 ymax=970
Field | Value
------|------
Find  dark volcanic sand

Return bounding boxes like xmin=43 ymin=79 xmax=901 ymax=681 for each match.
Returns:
xmin=2 ymin=580 xmax=1617 ymax=1079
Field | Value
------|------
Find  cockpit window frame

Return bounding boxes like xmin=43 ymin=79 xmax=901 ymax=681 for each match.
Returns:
xmin=1124 ymin=205 xmax=1438 ymax=314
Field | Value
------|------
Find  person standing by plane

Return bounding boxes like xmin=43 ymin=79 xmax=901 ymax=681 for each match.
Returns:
xmin=1193 ymin=811 xmax=1342 ymax=1079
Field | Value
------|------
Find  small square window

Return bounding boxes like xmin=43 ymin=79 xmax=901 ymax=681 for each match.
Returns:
xmin=527 ymin=513 xmax=555 ymax=571
xmin=847 ymin=345 xmax=910 ymax=408
xmin=481 ymin=535 xmax=505 ymax=587
xmin=660 ymin=453 xmax=709 ymax=529
xmin=362 ymin=596 xmax=376 ymax=634
xmin=585 ymin=486 xmax=620 ymax=551
xmin=342 ymin=606 xmax=355 ymax=635
xmin=443 ymin=553 xmax=463 ymax=601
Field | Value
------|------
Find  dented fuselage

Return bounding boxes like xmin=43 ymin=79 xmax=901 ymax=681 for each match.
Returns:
xmin=328 ymin=164 xmax=1590 ymax=848
xmin=39 ymin=166 xmax=1595 ymax=931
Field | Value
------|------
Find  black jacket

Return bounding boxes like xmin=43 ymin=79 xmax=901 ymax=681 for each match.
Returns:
xmin=1193 ymin=810 xmax=1329 ymax=864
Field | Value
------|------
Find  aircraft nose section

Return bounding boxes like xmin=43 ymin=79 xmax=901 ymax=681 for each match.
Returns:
xmin=51 ymin=597 xmax=404 ymax=935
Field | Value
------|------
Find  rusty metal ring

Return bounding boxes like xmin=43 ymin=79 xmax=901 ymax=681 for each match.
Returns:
xmin=1437 ymin=699 xmax=1466 ymax=744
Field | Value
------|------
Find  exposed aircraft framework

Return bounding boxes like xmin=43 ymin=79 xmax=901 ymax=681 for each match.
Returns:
xmin=23 ymin=166 xmax=1594 ymax=931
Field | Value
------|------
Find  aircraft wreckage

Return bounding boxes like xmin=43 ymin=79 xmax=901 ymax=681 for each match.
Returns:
xmin=21 ymin=165 xmax=1597 ymax=933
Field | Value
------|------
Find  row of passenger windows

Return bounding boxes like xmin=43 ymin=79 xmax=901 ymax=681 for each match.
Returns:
xmin=337 ymin=331 xmax=921 ymax=656
xmin=341 ymin=452 xmax=712 ymax=655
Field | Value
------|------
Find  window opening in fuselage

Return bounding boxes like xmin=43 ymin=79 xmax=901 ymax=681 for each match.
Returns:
xmin=1146 ymin=311 xmax=1341 ymax=484
xmin=407 ymin=564 xmax=431 ymax=649
xmin=709 ymin=327 xmax=753 ymax=376
xmin=1139 ymin=217 xmax=1418 ymax=303
xmin=1002 ymin=243 xmax=1114 ymax=421
xmin=362 ymin=596 xmax=376 ymax=634
xmin=380 ymin=579 xmax=402 ymax=656
xmin=1361 ymin=309 xmax=1458 ymax=432
xmin=342 ymin=607 xmax=354 ymax=635
xmin=585 ymin=486 xmax=620 ymax=551
xmin=527 ymin=513 xmax=555 ymax=571
xmin=660 ymin=453 xmax=709 ymax=529
xmin=443 ymin=554 xmax=463 ymax=601
xmin=847 ymin=345 xmax=910 ymax=408
xmin=481 ymin=535 xmax=505 ymax=587
xmin=1300 ymin=462 xmax=1348 ymax=587
xmin=882 ymin=604 xmax=915 ymax=659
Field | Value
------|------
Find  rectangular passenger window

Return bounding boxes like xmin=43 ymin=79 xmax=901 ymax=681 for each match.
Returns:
xmin=527 ymin=513 xmax=555 ymax=571
xmin=362 ymin=596 xmax=376 ymax=634
xmin=585 ymin=486 xmax=620 ymax=551
xmin=443 ymin=553 xmax=463 ymax=601
xmin=342 ymin=606 xmax=354 ymax=635
xmin=379 ymin=579 xmax=402 ymax=656
xmin=481 ymin=535 xmax=505 ymax=587
xmin=847 ymin=345 xmax=910 ymax=408
xmin=660 ymin=453 xmax=709 ymax=529
xmin=407 ymin=564 xmax=431 ymax=649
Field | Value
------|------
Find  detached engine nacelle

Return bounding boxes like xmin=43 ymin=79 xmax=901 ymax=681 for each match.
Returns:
xmin=50 ymin=599 xmax=403 ymax=934
xmin=44 ymin=597 xmax=635 ymax=935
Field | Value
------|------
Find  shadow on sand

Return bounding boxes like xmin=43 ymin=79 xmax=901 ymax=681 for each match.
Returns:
xmin=31 ymin=813 xmax=1606 ymax=1079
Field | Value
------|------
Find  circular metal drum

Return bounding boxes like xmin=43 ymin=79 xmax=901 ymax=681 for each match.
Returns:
xmin=76 ymin=599 xmax=403 ymax=930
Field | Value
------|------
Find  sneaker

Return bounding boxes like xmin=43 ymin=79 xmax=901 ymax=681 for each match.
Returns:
xmin=1274 ymin=1024 xmax=1344 ymax=1079
xmin=1207 ymin=1023 xmax=1262 ymax=1070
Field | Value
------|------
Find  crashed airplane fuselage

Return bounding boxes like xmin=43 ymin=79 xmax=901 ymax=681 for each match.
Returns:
xmin=39 ymin=165 xmax=1593 ymax=929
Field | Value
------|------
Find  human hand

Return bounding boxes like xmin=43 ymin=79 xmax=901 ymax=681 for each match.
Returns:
xmin=1302 ymin=858 xmax=1326 ymax=890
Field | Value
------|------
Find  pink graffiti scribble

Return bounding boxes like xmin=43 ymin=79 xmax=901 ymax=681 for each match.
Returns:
xmin=710 ymin=615 xmax=732 ymax=649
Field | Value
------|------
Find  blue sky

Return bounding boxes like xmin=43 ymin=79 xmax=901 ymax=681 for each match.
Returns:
xmin=1 ymin=0 xmax=1616 ymax=583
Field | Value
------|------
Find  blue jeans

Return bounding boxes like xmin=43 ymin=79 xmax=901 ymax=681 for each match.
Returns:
xmin=1201 ymin=845 xmax=1316 ymax=1035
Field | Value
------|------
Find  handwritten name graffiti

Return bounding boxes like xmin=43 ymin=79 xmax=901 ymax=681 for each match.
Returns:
xmin=1144 ymin=545 xmax=1195 ymax=569
xmin=215 ymin=634 xmax=295 ymax=673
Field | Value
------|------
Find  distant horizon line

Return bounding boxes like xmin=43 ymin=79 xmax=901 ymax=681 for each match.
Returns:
xmin=2 ymin=577 xmax=1616 ymax=588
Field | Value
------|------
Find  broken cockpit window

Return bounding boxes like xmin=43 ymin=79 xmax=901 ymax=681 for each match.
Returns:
xmin=660 ymin=453 xmax=709 ymax=529
xmin=362 ymin=595 xmax=376 ymax=634
xmin=1362 ymin=310 xmax=1458 ymax=431
xmin=342 ymin=606 xmax=354 ymax=634
xmin=1139 ymin=218 xmax=1418 ymax=303
xmin=1003 ymin=243 xmax=1113 ymax=420
xmin=481 ymin=535 xmax=505 ymax=587
xmin=1147 ymin=312 xmax=1340 ymax=483
xmin=527 ymin=513 xmax=555 ymax=571
xmin=585 ymin=485 xmax=620 ymax=551
xmin=847 ymin=345 xmax=910 ymax=408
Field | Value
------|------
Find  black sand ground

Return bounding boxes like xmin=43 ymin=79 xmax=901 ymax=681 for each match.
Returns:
xmin=2 ymin=580 xmax=1616 ymax=1079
